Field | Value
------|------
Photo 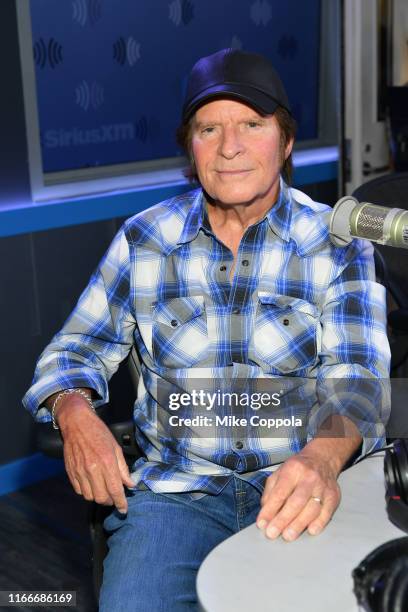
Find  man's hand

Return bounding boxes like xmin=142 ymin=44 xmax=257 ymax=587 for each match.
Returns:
xmin=256 ymin=450 xmax=341 ymax=541
xmin=56 ymin=396 xmax=134 ymax=514
xmin=256 ymin=416 xmax=362 ymax=541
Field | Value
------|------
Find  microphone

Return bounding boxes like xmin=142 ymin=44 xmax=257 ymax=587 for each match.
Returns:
xmin=329 ymin=196 xmax=408 ymax=248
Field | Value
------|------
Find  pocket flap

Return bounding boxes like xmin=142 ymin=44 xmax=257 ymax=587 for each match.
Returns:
xmin=152 ymin=295 xmax=205 ymax=327
xmin=257 ymin=292 xmax=318 ymax=317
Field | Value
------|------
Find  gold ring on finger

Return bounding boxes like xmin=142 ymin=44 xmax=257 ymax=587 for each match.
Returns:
xmin=311 ymin=496 xmax=322 ymax=504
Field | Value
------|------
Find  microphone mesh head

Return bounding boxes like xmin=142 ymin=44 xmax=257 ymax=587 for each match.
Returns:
xmin=355 ymin=205 xmax=388 ymax=240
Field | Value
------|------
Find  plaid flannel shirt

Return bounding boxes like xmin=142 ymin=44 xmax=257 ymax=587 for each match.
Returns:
xmin=23 ymin=179 xmax=391 ymax=496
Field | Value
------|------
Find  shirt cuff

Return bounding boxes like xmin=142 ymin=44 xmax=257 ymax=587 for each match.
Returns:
xmin=22 ymin=368 xmax=109 ymax=423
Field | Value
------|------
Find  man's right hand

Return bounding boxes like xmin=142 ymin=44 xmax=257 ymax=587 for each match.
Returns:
xmin=54 ymin=395 xmax=134 ymax=514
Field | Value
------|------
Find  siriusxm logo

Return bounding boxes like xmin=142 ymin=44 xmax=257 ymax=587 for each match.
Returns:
xmin=250 ymin=0 xmax=272 ymax=26
xmin=113 ymin=36 xmax=141 ymax=67
xmin=75 ymin=80 xmax=104 ymax=112
xmin=169 ymin=0 xmax=194 ymax=26
xmin=72 ymin=0 xmax=102 ymax=27
xmin=230 ymin=35 xmax=243 ymax=50
xmin=43 ymin=123 xmax=134 ymax=148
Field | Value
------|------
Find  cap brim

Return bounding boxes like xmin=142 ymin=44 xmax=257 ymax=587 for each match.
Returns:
xmin=182 ymin=83 xmax=282 ymax=121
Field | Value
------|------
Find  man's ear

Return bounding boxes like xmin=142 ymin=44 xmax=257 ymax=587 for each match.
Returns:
xmin=285 ymin=137 xmax=294 ymax=160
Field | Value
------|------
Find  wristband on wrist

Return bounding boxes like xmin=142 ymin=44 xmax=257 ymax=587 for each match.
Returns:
xmin=51 ymin=388 xmax=95 ymax=430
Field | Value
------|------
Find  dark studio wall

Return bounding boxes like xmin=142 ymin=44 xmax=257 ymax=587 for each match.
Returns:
xmin=0 ymin=0 xmax=31 ymax=208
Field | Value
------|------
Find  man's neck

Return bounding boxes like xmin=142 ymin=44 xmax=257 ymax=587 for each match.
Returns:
xmin=204 ymin=182 xmax=281 ymax=234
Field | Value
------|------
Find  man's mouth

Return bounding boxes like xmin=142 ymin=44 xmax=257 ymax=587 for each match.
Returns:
xmin=216 ymin=169 xmax=252 ymax=175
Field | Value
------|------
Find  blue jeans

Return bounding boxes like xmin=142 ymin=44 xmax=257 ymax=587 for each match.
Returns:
xmin=99 ymin=475 xmax=263 ymax=611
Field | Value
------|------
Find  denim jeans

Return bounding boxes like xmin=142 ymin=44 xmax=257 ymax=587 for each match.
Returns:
xmin=99 ymin=475 xmax=263 ymax=611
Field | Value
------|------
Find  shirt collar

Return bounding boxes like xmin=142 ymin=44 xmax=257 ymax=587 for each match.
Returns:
xmin=177 ymin=177 xmax=292 ymax=245
xmin=178 ymin=189 xmax=206 ymax=245
xmin=264 ymin=177 xmax=292 ymax=243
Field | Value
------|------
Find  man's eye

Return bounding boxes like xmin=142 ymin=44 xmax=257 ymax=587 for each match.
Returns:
xmin=202 ymin=126 xmax=215 ymax=134
xmin=247 ymin=121 xmax=261 ymax=128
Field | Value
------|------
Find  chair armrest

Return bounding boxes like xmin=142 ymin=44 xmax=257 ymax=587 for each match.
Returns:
xmin=109 ymin=420 xmax=142 ymax=460
xmin=36 ymin=415 xmax=143 ymax=462
xmin=36 ymin=421 xmax=64 ymax=459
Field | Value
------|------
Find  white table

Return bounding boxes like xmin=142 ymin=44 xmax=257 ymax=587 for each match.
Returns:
xmin=197 ymin=455 xmax=403 ymax=612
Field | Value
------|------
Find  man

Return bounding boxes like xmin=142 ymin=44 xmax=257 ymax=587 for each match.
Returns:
xmin=23 ymin=49 xmax=390 ymax=610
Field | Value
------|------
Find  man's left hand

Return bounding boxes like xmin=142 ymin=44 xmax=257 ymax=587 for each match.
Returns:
xmin=256 ymin=450 xmax=341 ymax=541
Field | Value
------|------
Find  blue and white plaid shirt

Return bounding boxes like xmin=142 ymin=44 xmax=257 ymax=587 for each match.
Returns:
xmin=23 ymin=179 xmax=391 ymax=495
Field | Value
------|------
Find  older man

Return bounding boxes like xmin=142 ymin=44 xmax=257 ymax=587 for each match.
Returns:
xmin=23 ymin=49 xmax=390 ymax=610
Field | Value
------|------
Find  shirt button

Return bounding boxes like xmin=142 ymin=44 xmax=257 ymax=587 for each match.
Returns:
xmin=235 ymin=440 xmax=244 ymax=450
xmin=220 ymin=265 xmax=227 ymax=272
xmin=232 ymin=308 xmax=241 ymax=315
xmin=242 ymin=259 xmax=250 ymax=267
xmin=283 ymin=318 xmax=290 ymax=326
xmin=171 ymin=319 xmax=178 ymax=327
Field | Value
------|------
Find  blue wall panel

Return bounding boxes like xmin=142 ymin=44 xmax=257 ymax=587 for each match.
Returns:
xmin=30 ymin=0 xmax=321 ymax=173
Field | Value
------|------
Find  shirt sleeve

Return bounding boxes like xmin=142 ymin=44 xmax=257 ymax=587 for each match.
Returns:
xmin=22 ymin=224 xmax=136 ymax=423
xmin=307 ymin=237 xmax=391 ymax=457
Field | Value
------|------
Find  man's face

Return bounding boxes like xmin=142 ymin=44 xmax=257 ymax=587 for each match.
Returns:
xmin=191 ymin=98 xmax=293 ymax=208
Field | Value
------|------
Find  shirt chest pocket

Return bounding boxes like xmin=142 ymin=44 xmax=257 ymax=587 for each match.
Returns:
xmin=249 ymin=293 xmax=319 ymax=374
xmin=151 ymin=295 xmax=209 ymax=368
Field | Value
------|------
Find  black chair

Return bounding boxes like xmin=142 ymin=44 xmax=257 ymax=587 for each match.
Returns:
xmin=36 ymin=345 xmax=143 ymax=601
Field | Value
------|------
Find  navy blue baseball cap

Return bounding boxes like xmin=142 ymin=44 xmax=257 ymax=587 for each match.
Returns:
xmin=182 ymin=48 xmax=291 ymax=122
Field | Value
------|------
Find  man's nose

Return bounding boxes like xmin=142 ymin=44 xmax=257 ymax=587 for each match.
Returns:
xmin=218 ymin=126 xmax=244 ymax=158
